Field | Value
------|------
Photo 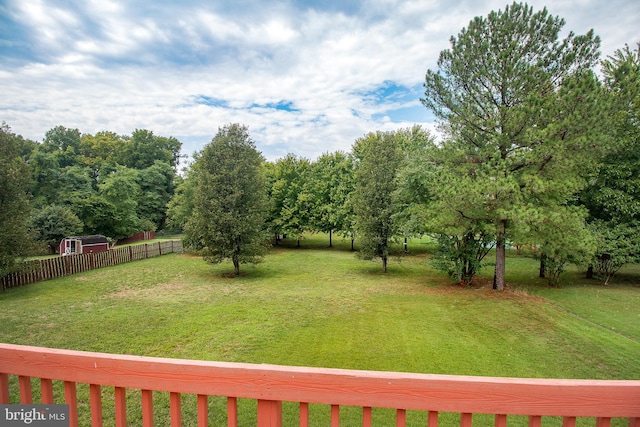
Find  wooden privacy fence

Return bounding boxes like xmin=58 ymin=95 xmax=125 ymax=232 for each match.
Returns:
xmin=1 ymin=240 xmax=183 ymax=291
xmin=1 ymin=343 xmax=639 ymax=427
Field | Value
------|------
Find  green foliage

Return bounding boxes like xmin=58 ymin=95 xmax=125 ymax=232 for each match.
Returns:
xmin=166 ymin=175 xmax=195 ymax=232
xmin=352 ymin=131 xmax=404 ymax=272
xmin=264 ymin=154 xmax=311 ymax=244
xmin=42 ymin=125 xmax=82 ymax=168
xmin=186 ymin=123 xmax=268 ymax=275
xmin=31 ymin=205 xmax=84 ymax=252
xmin=118 ymin=129 xmax=182 ymax=169
xmin=582 ymin=43 xmax=640 ymax=282
xmin=391 ymin=125 xmax=436 ymax=238
xmin=527 ymin=206 xmax=597 ymax=286
xmin=422 ymin=2 xmax=604 ymax=289
xmin=0 ymin=123 xmax=34 ymax=277
xmin=431 ymin=230 xmax=494 ymax=286
xmin=304 ymin=151 xmax=355 ymax=246
xmin=99 ymin=166 xmax=142 ymax=239
xmin=137 ymin=161 xmax=176 ymax=229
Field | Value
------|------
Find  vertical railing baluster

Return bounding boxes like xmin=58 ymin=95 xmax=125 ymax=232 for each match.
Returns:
xmin=299 ymin=402 xmax=309 ymax=427
xmin=257 ymin=399 xmax=283 ymax=427
xmin=64 ymin=381 xmax=78 ymax=427
xmin=227 ymin=396 xmax=238 ymax=427
xmin=0 ymin=373 xmax=9 ymax=404
xmin=142 ymin=389 xmax=153 ymax=427
xmin=596 ymin=418 xmax=611 ymax=427
xmin=41 ymin=379 xmax=54 ymax=404
xmin=170 ymin=392 xmax=181 ymax=427
xmin=19 ymin=376 xmax=32 ymax=403
xmin=460 ymin=412 xmax=472 ymax=427
xmin=396 ymin=408 xmax=406 ymax=427
xmin=362 ymin=406 xmax=372 ymax=427
xmin=562 ymin=416 xmax=576 ymax=427
xmin=197 ymin=394 xmax=208 ymax=427
xmin=427 ymin=411 xmax=439 ymax=426
xmin=90 ymin=384 xmax=103 ymax=427
xmin=495 ymin=414 xmax=507 ymax=427
xmin=114 ymin=387 xmax=127 ymax=427
xmin=331 ymin=404 xmax=340 ymax=427
xmin=528 ymin=415 xmax=542 ymax=427
xmin=629 ymin=417 xmax=640 ymax=427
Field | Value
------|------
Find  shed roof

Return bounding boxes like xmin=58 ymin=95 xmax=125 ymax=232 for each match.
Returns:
xmin=65 ymin=235 xmax=109 ymax=244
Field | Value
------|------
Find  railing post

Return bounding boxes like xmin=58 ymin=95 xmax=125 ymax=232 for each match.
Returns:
xmin=0 ymin=373 xmax=9 ymax=404
xmin=257 ymin=399 xmax=282 ymax=427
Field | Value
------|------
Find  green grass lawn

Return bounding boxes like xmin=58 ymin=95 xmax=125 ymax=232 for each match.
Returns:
xmin=1 ymin=233 xmax=638 ymax=426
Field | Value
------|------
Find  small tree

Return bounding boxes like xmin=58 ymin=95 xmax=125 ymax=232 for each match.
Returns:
xmin=305 ymin=151 xmax=355 ymax=247
xmin=186 ymin=124 xmax=268 ymax=275
xmin=352 ymin=131 xmax=403 ymax=272
xmin=265 ymin=154 xmax=311 ymax=246
xmin=32 ymin=205 xmax=84 ymax=253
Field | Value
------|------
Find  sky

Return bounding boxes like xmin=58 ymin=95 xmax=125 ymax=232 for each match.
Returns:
xmin=1 ymin=0 xmax=639 ymax=164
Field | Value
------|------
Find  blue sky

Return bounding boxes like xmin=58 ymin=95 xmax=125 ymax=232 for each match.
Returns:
xmin=1 ymin=0 xmax=638 ymax=163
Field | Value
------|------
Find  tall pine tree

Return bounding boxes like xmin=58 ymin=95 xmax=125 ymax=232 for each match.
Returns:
xmin=422 ymin=2 xmax=604 ymax=290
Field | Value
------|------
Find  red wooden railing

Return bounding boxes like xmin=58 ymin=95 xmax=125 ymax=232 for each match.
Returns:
xmin=1 ymin=343 xmax=639 ymax=427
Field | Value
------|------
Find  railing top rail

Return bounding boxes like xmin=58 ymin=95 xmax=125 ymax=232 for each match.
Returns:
xmin=1 ymin=343 xmax=639 ymax=417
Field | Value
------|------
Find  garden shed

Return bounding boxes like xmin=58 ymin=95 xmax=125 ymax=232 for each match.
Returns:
xmin=59 ymin=235 xmax=110 ymax=256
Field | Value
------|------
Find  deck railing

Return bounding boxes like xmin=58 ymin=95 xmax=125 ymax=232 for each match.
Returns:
xmin=1 ymin=343 xmax=639 ymax=426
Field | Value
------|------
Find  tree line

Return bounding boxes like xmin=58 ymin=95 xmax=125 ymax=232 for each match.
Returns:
xmin=0 ymin=124 xmax=181 ymax=267
xmin=2 ymin=2 xmax=639 ymax=289
xmin=171 ymin=3 xmax=639 ymax=287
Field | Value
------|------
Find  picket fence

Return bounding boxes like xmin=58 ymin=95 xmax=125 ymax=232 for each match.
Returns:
xmin=0 ymin=240 xmax=183 ymax=291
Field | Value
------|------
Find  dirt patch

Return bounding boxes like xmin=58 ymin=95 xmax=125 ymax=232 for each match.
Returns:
xmin=109 ymin=282 xmax=191 ymax=300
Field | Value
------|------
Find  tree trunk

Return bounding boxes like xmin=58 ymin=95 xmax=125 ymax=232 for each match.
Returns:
xmin=382 ymin=256 xmax=388 ymax=273
xmin=493 ymin=220 xmax=506 ymax=291
xmin=329 ymin=229 xmax=333 ymax=248
xmin=233 ymin=256 xmax=240 ymax=276
xmin=539 ymin=254 xmax=546 ymax=278
xmin=586 ymin=265 xmax=593 ymax=279
xmin=404 ymin=236 xmax=408 ymax=253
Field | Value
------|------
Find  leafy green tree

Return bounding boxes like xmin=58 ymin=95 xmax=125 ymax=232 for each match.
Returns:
xmin=72 ymin=195 xmax=119 ymax=237
xmin=117 ymin=129 xmax=182 ymax=170
xmin=186 ymin=124 xmax=268 ymax=275
xmin=42 ymin=125 xmax=82 ymax=168
xmin=265 ymin=154 xmax=312 ymax=246
xmin=419 ymin=144 xmax=497 ymax=285
xmin=79 ymin=131 xmax=126 ymax=181
xmin=391 ymin=125 xmax=436 ymax=245
xmin=137 ymin=161 xmax=176 ymax=229
xmin=98 ymin=166 xmax=141 ymax=239
xmin=528 ymin=205 xmax=596 ymax=286
xmin=422 ymin=2 xmax=603 ymax=290
xmin=304 ymin=151 xmax=355 ymax=247
xmin=0 ymin=124 xmax=34 ymax=278
xmin=352 ymin=131 xmax=404 ymax=272
xmin=166 ymin=172 xmax=196 ymax=232
xmin=582 ymin=43 xmax=640 ymax=283
xmin=28 ymin=148 xmax=63 ymax=206
xmin=31 ymin=205 xmax=84 ymax=253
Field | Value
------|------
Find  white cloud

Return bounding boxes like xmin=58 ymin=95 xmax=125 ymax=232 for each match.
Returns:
xmin=1 ymin=0 xmax=638 ymax=162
